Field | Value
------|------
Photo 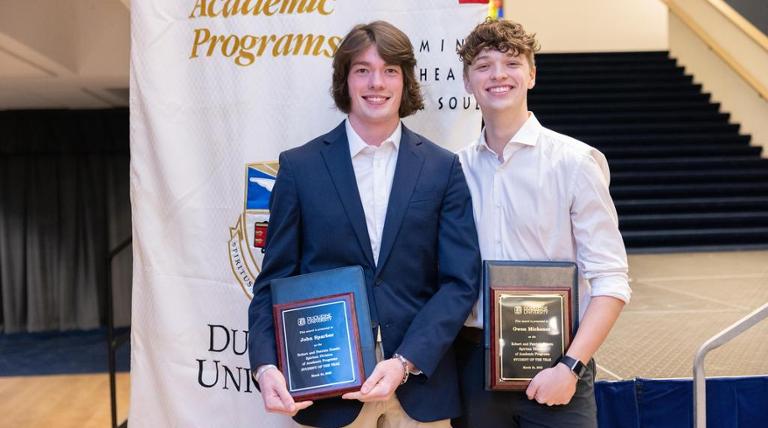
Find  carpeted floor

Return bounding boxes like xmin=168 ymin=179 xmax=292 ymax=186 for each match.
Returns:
xmin=0 ymin=328 xmax=130 ymax=376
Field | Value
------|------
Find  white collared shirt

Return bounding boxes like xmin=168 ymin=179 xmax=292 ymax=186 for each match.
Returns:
xmin=458 ymin=113 xmax=631 ymax=328
xmin=346 ymin=118 xmax=402 ymax=265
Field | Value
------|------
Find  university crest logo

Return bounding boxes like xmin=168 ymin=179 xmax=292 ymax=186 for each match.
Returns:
xmin=228 ymin=161 xmax=279 ymax=299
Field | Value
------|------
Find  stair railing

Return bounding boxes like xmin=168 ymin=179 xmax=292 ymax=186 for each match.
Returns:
xmin=106 ymin=236 xmax=132 ymax=428
xmin=693 ymin=301 xmax=768 ymax=428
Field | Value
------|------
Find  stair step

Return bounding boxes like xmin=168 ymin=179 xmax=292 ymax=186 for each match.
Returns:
xmin=601 ymin=145 xmax=761 ymax=159
xmin=622 ymin=227 xmax=768 ymax=248
xmin=614 ymin=196 xmax=768 ymax=214
xmin=531 ymin=82 xmax=702 ymax=95
xmin=626 ymin=243 xmax=768 ymax=253
xmin=535 ymin=51 xmax=672 ymax=65
xmin=529 ymin=91 xmax=711 ymax=104
xmin=534 ymin=63 xmax=683 ymax=76
xmin=609 ymin=157 xmax=768 ymax=172
xmin=536 ymin=73 xmax=692 ymax=85
xmin=619 ymin=212 xmax=768 ymax=231
xmin=536 ymin=64 xmax=685 ymax=75
xmin=539 ymin=111 xmax=730 ymax=125
xmin=553 ymin=122 xmax=740 ymax=137
xmin=585 ymin=133 xmax=750 ymax=145
xmin=613 ymin=170 xmax=768 ymax=186
xmin=531 ymin=101 xmax=720 ymax=115
xmin=611 ymin=182 xmax=768 ymax=199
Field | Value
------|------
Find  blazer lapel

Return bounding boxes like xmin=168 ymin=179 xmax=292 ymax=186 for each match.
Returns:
xmin=375 ymin=126 xmax=424 ymax=275
xmin=320 ymin=122 xmax=376 ymax=267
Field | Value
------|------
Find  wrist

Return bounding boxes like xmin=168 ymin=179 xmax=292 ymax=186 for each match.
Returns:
xmin=558 ymin=362 xmax=579 ymax=380
xmin=557 ymin=355 xmax=586 ymax=380
xmin=391 ymin=354 xmax=410 ymax=384
xmin=254 ymin=364 xmax=278 ymax=383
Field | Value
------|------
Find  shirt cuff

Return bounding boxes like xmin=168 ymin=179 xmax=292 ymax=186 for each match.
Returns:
xmin=590 ymin=275 xmax=631 ymax=304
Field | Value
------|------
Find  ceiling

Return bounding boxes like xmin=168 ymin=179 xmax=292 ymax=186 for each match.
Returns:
xmin=0 ymin=0 xmax=130 ymax=110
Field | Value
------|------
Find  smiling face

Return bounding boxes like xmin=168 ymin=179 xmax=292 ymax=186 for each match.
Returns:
xmin=345 ymin=45 xmax=404 ymax=130
xmin=464 ymin=48 xmax=536 ymax=119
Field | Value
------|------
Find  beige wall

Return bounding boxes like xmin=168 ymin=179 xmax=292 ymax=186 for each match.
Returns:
xmin=503 ymin=0 xmax=668 ymax=52
xmin=667 ymin=1 xmax=768 ymax=155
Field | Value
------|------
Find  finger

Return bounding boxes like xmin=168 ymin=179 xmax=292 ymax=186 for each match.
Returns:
xmin=361 ymin=380 xmax=393 ymax=400
xmin=274 ymin=384 xmax=297 ymax=413
xmin=263 ymin=394 xmax=285 ymax=413
xmin=346 ymin=380 xmax=393 ymax=403
xmin=294 ymin=401 xmax=313 ymax=411
xmin=525 ymin=382 xmax=538 ymax=401
xmin=264 ymin=394 xmax=294 ymax=414
xmin=361 ymin=369 xmax=385 ymax=394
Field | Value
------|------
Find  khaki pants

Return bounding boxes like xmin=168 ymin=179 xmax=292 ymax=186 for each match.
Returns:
xmin=301 ymin=342 xmax=450 ymax=428
xmin=340 ymin=395 xmax=451 ymax=428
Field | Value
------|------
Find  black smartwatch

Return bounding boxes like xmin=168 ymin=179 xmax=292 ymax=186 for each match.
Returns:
xmin=558 ymin=355 xmax=587 ymax=379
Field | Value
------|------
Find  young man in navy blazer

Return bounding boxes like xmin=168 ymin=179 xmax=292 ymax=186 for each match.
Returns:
xmin=248 ymin=21 xmax=481 ymax=428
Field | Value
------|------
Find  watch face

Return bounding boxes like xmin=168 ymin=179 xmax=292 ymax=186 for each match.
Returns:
xmin=561 ymin=356 xmax=586 ymax=378
xmin=575 ymin=364 xmax=586 ymax=378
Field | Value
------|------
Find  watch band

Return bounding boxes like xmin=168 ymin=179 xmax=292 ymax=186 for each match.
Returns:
xmin=392 ymin=353 xmax=410 ymax=384
xmin=254 ymin=364 xmax=278 ymax=383
xmin=558 ymin=355 xmax=587 ymax=379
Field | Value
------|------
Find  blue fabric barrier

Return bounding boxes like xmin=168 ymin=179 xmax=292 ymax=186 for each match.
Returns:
xmin=636 ymin=378 xmax=693 ymax=427
xmin=705 ymin=376 xmax=768 ymax=428
xmin=596 ymin=376 xmax=768 ymax=428
xmin=596 ymin=380 xmax=639 ymax=428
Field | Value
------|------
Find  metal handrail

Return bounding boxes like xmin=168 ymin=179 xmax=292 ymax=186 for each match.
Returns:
xmin=106 ymin=236 xmax=132 ymax=428
xmin=693 ymin=302 xmax=768 ymax=428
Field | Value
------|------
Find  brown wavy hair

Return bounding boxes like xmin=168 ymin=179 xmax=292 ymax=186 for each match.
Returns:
xmin=331 ymin=21 xmax=424 ymax=118
xmin=457 ymin=18 xmax=540 ymax=74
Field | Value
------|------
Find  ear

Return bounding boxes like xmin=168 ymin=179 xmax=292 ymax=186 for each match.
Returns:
xmin=528 ymin=65 xmax=537 ymax=90
xmin=463 ymin=72 xmax=473 ymax=94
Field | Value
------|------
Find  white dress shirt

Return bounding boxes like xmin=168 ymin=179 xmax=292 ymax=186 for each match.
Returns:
xmin=346 ymin=119 xmax=401 ymax=265
xmin=458 ymin=113 xmax=631 ymax=328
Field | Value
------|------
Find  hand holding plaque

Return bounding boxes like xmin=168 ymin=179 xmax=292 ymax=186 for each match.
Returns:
xmin=258 ymin=367 xmax=314 ymax=415
xmin=273 ymin=293 xmax=365 ymax=401
xmin=490 ymin=288 xmax=571 ymax=390
xmin=269 ymin=266 xmax=375 ymax=401
xmin=483 ymin=261 xmax=579 ymax=391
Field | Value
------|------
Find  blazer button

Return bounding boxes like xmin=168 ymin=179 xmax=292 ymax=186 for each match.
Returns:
xmin=374 ymin=278 xmax=383 ymax=287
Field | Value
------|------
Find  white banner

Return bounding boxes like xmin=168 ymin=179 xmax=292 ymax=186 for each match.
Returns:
xmin=129 ymin=0 xmax=486 ymax=426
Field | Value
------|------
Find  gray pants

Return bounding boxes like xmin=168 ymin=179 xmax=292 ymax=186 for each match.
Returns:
xmin=452 ymin=334 xmax=598 ymax=428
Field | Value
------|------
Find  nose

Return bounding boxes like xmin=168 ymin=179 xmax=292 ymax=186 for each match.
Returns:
xmin=368 ymin=70 xmax=384 ymax=89
xmin=490 ymin=63 xmax=507 ymax=81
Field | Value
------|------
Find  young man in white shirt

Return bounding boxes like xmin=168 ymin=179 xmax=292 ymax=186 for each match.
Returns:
xmin=453 ymin=19 xmax=631 ymax=428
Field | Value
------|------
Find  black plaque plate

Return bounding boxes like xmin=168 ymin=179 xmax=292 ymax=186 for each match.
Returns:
xmin=273 ymin=292 xmax=364 ymax=400
xmin=490 ymin=287 xmax=571 ymax=390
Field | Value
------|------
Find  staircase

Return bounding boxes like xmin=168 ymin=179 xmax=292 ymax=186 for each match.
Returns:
xmin=529 ymin=51 xmax=768 ymax=252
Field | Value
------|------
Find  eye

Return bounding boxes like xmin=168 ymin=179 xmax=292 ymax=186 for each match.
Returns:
xmin=385 ymin=67 xmax=399 ymax=75
xmin=353 ymin=67 xmax=368 ymax=74
xmin=475 ymin=63 xmax=489 ymax=71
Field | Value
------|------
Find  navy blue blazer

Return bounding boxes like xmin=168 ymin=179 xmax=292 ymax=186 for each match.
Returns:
xmin=248 ymin=121 xmax=481 ymax=427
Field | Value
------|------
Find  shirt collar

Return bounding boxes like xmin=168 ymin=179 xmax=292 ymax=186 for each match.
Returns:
xmin=346 ymin=117 xmax=402 ymax=157
xmin=476 ymin=112 xmax=541 ymax=154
